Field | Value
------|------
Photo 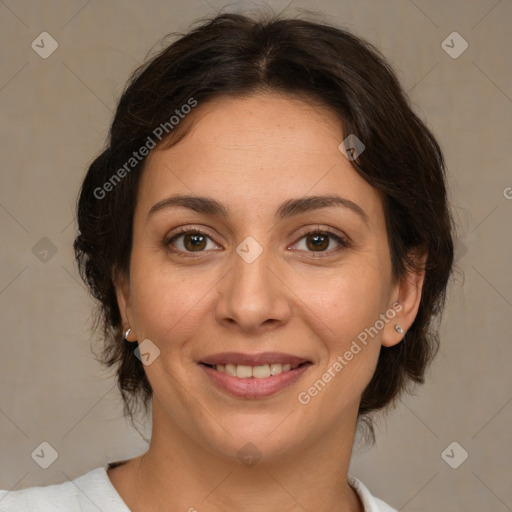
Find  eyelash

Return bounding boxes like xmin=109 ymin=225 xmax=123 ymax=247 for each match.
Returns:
xmin=164 ymin=226 xmax=352 ymax=258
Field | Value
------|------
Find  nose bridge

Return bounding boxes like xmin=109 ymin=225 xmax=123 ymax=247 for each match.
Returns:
xmin=215 ymin=234 xmax=290 ymax=331
xmin=235 ymin=235 xmax=271 ymax=291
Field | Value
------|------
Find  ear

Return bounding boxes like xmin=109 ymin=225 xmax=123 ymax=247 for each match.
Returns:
xmin=113 ymin=266 xmax=137 ymax=342
xmin=381 ymin=248 xmax=428 ymax=348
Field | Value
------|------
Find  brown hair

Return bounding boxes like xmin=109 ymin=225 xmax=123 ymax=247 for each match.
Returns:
xmin=74 ymin=12 xmax=454 ymax=440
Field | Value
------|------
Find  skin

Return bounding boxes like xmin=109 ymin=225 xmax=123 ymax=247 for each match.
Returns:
xmin=109 ymin=92 xmax=426 ymax=512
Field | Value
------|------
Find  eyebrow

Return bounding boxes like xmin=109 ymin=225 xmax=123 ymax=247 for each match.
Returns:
xmin=147 ymin=194 xmax=369 ymax=226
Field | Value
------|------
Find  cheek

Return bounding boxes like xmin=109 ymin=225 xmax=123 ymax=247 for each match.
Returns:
xmin=292 ymin=258 xmax=390 ymax=395
xmin=295 ymin=259 xmax=389 ymax=340
xmin=128 ymin=252 xmax=218 ymax=350
xmin=293 ymin=269 xmax=387 ymax=413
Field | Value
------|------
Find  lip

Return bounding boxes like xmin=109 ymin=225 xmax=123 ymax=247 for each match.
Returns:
xmin=199 ymin=359 xmax=312 ymax=399
xmin=199 ymin=352 xmax=310 ymax=366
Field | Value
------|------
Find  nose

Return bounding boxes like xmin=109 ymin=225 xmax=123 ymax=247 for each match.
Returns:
xmin=214 ymin=241 xmax=292 ymax=334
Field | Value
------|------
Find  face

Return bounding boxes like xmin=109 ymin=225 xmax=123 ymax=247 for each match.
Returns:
xmin=116 ymin=92 xmax=423 ymax=462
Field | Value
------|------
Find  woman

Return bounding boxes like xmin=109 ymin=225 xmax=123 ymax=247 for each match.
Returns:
xmin=0 ymin=11 xmax=454 ymax=512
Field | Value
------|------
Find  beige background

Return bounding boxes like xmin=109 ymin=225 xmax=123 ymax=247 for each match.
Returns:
xmin=1 ymin=0 xmax=511 ymax=510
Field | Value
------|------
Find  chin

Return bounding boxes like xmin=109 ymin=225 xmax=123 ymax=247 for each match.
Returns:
xmin=198 ymin=414 xmax=305 ymax=465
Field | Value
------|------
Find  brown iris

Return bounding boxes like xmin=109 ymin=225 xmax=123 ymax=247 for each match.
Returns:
xmin=306 ymin=232 xmax=329 ymax=251
xmin=183 ymin=233 xmax=207 ymax=251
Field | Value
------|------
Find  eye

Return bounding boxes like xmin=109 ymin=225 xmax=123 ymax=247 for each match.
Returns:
xmin=165 ymin=228 xmax=220 ymax=255
xmin=164 ymin=226 xmax=351 ymax=258
xmin=290 ymin=228 xmax=351 ymax=255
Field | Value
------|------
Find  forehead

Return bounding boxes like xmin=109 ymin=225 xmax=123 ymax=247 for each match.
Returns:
xmin=137 ymin=92 xmax=384 ymax=224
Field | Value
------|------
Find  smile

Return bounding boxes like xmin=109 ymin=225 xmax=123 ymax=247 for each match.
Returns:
xmin=198 ymin=352 xmax=312 ymax=398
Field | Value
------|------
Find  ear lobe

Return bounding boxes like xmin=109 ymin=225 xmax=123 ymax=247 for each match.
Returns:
xmin=381 ymin=249 xmax=428 ymax=348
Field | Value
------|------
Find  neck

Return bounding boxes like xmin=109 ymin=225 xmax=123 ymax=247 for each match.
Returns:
xmin=120 ymin=398 xmax=364 ymax=512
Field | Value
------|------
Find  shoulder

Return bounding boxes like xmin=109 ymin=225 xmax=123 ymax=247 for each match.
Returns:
xmin=0 ymin=475 xmax=81 ymax=512
xmin=348 ymin=475 xmax=399 ymax=512
xmin=0 ymin=466 xmax=130 ymax=512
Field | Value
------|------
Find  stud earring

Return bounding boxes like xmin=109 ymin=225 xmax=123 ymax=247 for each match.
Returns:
xmin=394 ymin=324 xmax=404 ymax=333
xmin=124 ymin=328 xmax=132 ymax=340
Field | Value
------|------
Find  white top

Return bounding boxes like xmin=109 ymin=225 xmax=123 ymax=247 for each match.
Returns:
xmin=0 ymin=461 xmax=398 ymax=512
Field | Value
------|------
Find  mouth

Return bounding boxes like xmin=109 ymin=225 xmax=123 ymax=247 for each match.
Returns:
xmin=198 ymin=352 xmax=312 ymax=398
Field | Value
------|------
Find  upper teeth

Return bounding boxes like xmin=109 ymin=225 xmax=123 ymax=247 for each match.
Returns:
xmin=214 ymin=363 xmax=299 ymax=378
